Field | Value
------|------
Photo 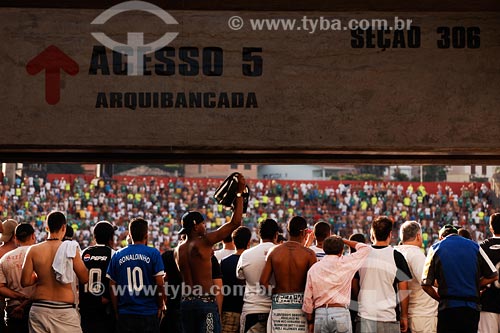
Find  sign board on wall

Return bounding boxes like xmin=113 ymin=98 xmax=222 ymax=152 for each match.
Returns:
xmin=1 ymin=2 xmax=499 ymax=159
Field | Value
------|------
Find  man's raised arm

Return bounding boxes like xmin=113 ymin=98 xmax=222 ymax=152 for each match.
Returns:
xmin=206 ymin=174 xmax=246 ymax=245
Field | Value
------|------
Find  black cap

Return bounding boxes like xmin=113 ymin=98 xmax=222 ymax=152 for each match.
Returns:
xmin=179 ymin=211 xmax=204 ymax=234
xmin=439 ymin=224 xmax=458 ymax=238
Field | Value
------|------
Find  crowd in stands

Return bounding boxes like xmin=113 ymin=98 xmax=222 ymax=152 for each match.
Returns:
xmin=0 ymin=174 xmax=495 ymax=252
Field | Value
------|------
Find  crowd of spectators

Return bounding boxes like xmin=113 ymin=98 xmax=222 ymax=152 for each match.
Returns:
xmin=0 ymin=174 xmax=496 ymax=253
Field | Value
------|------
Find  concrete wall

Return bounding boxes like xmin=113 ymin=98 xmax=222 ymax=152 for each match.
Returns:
xmin=0 ymin=8 xmax=499 ymax=161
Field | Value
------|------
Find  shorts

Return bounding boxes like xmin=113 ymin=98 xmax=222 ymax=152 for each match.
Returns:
xmin=355 ymin=317 xmax=400 ymax=333
xmin=29 ymin=300 xmax=82 ymax=333
xmin=269 ymin=293 xmax=307 ymax=333
xmin=240 ymin=313 xmax=269 ymax=333
xmin=222 ymin=312 xmax=241 ymax=333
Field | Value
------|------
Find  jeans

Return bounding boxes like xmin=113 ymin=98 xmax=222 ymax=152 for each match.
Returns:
xmin=180 ymin=298 xmax=221 ymax=333
xmin=314 ymin=307 xmax=352 ymax=333
xmin=437 ymin=307 xmax=479 ymax=333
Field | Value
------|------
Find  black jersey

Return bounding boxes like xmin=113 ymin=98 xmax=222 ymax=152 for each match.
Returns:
xmin=78 ymin=245 xmax=114 ymax=315
xmin=480 ymin=237 xmax=500 ymax=313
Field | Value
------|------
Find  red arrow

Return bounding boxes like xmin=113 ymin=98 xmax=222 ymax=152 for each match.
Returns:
xmin=26 ymin=45 xmax=79 ymax=105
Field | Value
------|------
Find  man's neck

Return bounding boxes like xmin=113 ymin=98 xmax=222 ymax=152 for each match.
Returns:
xmin=47 ymin=231 xmax=65 ymax=240
xmin=288 ymin=236 xmax=303 ymax=244
xmin=235 ymin=249 xmax=245 ymax=255
xmin=402 ymin=240 xmax=420 ymax=247
xmin=223 ymin=244 xmax=236 ymax=250
xmin=315 ymin=241 xmax=324 ymax=249
xmin=373 ymin=240 xmax=390 ymax=246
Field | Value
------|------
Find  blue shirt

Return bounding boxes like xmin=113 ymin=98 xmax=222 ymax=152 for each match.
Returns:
xmin=422 ymin=234 xmax=497 ymax=310
xmin=106 ymin=244 xmax=164 ymax=315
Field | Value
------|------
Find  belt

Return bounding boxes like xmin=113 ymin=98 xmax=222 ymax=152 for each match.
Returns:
xmin=181 ymin=294 xmax=216 ymax=303
xmin=317 ymin=303 xmax=347 ymax=309
xmin=32 ymin=300 xmax=76 ymax=309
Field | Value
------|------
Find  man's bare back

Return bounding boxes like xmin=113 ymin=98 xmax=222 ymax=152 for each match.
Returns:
xmin=21 ymin=230 xmax=88 ymax=304
xmin=25 ymin=241 xmax=75 ymax=303
xmin=263 ymin=242 xmax=316 ymax=294
xmin=22 ymin=241 xmax=75 ymax=303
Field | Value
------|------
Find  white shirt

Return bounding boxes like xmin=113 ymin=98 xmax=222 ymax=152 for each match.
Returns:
xmin=237 ymin=242 xmax=275 ymax=314
xmin=309 ymin=245 xmax=326 ymax=260
xmin=396 ymin=244 xmax=438 ymax=317
xmin=358 ymin=246 xmax=411 ymax=322
xmin=214 ymin=248 xmax=234 ymax=263
xmin=0 ymin=246 xmax=36 ymax=307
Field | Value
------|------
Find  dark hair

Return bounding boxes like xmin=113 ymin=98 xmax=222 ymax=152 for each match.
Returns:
xmin=323 ymin=235 xmax=344 ymax=255
xmin=458 ymin=228 xmax=472 ymax=240
xmin=371 ymin=217 xmax=393 ymax=241
xmin=277 ymin=234 xmax=287 ymax=243
xmin=349 ymin=233 xmax=366 ymax=243
xmin=288 ymin=216 xmax=307 ymax=237
xmin=94 ymin=221 xmax=115 ymax=245
xmin=439 ymin=224 xmax=458 ymax=239
xmin=129 ymin=218 xmax=148 ymax=242
xmin=400 ymin=221 xmax=421 ymax=243
xmin=491 ymin=213 xmax=500 ymax=235
xmin=349 ymin=233 xmax=366 ymax=253
xmin=64 ymin=224 xmax=74 ymax=241
xmin=47 ymin=211 xmax=67 ymax=233
xmin=15 ymin=223 xmax=34 ymax=243
xmin=313 ymin=221 xmax=331 ymax=242
xmin=259 ymin=219 xmax=279 ymax=240
xmin=232 ymin=226 xmax=251 ymax=250
xmin=223 ymin=235 xmax=233 ymax=244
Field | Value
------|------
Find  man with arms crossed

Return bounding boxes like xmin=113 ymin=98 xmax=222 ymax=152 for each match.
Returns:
xmin=260 ymin=216 xmax=317 ymax=333
xmin=396 ymin=221 xmax=438 ymax=333
xmin=303 ymin=235 xmax=371 ymax=333
xmin=21 ymin=211 xmax=89 ymax=333
xmin=176 ymin=173 xmax=246 ymax=333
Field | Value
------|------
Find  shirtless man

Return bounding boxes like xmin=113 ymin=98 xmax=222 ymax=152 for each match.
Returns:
xmin=176 ymin=173 xmax=246 ymax=333
xmin=21 ymin=211 xmax=88 ymax=333
xmin=260 ymin=216 xmax=317 ymax=333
